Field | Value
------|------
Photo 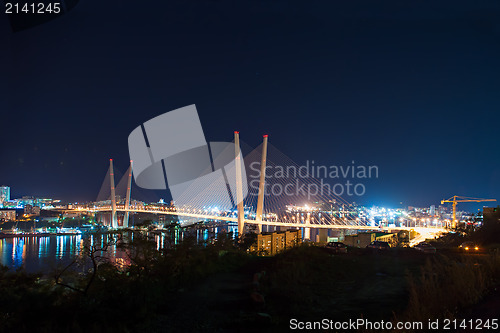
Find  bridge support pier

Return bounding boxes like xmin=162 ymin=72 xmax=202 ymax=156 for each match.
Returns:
xmin=255 ymin=135 xmax=268 ymax=233
xmin=338 ymin=228 xmax=345 ymax=241
xmin=109 ymin=159 xmax=118 ymax=228
xmin=234 ymin=131 xmax=245 ymax=236
xmin=304 ymin=227 xmax=311 ymax=240
xmin=304 ymin=212 xmax=311 ymax=240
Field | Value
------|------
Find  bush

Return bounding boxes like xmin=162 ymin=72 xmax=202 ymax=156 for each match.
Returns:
xmin=397 ymin=254 xmax=500 ymax=325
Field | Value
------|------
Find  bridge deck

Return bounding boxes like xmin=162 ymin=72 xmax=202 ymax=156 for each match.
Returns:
xmin=74 ymin=207 xmax=447 ymax=233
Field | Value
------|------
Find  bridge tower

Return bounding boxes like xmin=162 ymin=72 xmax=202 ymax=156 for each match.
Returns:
xmin=123 ymin=160 xmax=133 ymax=228
xmin=109 ymin=159 xmax=118 ymax=228
xmin=255 ymin=134 xmax=268 ymax=233
xmin=234 ymin=131 xmax=245 ymax=235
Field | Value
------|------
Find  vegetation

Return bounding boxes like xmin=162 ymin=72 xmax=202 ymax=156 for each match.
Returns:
xmin=398 ymin=254 xmax=500 ymax=324
xmin=1 ymin=224 xmax=500 ymax=332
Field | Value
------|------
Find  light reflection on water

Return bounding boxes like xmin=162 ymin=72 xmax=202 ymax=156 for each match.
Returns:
xmin=0 ymin=235 xmax=84 ymax=273
xmin=0 ymin=223 xmax=238 ymax=273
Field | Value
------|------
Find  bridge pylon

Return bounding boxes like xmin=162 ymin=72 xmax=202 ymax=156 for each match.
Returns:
xmin=255 ymin=134 xmax=268 ymax=233
xmin=109 ymin=159 xmax=118 ymax=228
xmin=234 ymin=131 xmax=245 ymax=236
xmin=123 ymin=160 xmax=133 ymax=228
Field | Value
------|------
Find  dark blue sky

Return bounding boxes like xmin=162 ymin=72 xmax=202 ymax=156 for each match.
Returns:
xmin=1 ymin=0 xmax=500 ymax=209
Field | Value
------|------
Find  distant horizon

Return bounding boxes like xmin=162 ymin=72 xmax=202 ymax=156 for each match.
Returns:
xmin=1 ymin=182 xmax=497 ymax=214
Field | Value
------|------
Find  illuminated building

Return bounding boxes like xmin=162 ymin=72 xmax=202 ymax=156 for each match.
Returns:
xmin=249 ymin=229 xmax=302 ymax=255
xmin=0 ymin=209 xmax=16 ymax=221
xmin=24 ymin=204 xmax=41 ymax=216
xmin=0 ymin=186 xmax=10 ymax=206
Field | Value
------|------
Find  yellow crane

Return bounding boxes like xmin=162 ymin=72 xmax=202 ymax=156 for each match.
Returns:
xmin=441 ymin=196 xmax=496 ymax=228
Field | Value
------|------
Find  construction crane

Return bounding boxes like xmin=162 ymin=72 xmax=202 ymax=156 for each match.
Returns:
xmin=441 ymin=196 xmax=496 ymax=228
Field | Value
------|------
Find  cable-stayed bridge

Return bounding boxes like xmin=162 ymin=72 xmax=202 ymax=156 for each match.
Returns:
xmin=78 ymin=206 xmax=444 ymax=237
xmin=77 ymin=133 xmax=447 ymax=238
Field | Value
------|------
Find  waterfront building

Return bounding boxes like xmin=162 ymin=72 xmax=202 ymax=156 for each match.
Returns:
xmin=0 ymin=186 xmax=10 ymax=206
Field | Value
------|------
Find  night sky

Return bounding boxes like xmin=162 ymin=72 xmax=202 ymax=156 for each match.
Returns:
xmin=1 ymin=0 xmax=500 ymax=209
